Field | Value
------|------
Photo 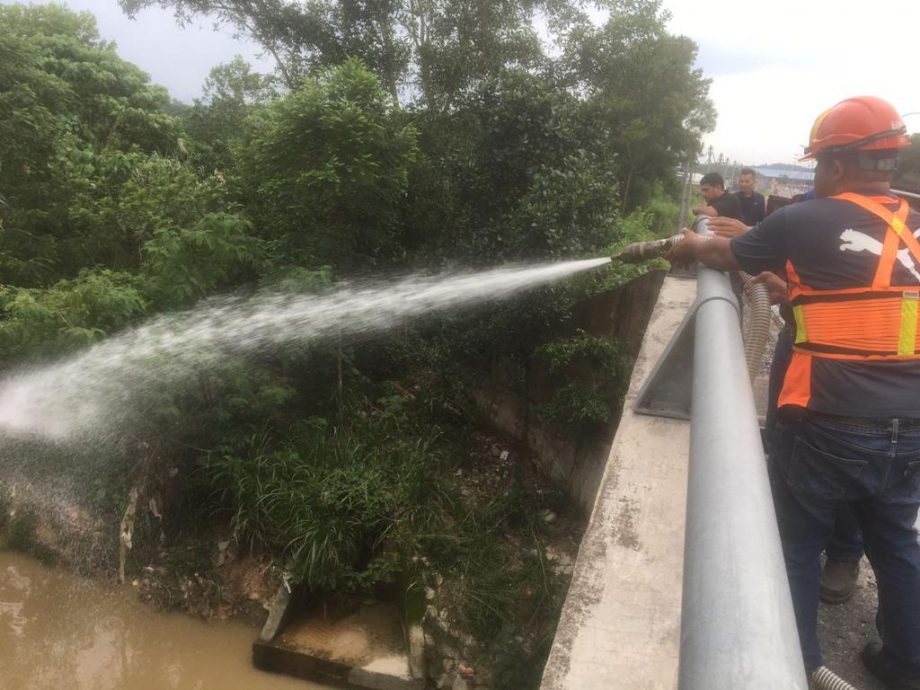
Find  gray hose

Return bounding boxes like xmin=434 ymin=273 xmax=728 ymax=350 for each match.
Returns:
xmin=810 ymin=666 xmax=859 ymax=690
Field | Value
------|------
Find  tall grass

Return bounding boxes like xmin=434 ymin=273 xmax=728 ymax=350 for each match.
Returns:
xmin=201 ymin=419 xmax=441 ymax=590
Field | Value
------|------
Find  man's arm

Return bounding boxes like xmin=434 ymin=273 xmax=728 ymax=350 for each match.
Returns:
xmin=707 ymin=216 xmax=751 ymax=238
xmin=752 ymin=271 xmax=790 ymax=304
xmin=665 ymin=230 xmax=741 ymax=271
xmin=669 ymin=206 xmax=787 ymax=274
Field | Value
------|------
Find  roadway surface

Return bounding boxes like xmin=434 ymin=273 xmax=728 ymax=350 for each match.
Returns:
xmin=818 ymin=560 xmax=884 ymax=689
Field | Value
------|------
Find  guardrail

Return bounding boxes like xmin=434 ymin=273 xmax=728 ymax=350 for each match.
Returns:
xmin=677 ymin=217 xmax=808 ymax=689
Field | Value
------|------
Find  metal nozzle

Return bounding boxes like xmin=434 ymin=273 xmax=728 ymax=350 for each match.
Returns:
xmin=610 ymin=234 xmax=683 ymax=263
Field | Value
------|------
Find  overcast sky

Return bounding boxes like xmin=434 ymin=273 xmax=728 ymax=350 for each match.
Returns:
xmin=8 ymin=0 xmax=920 ymax=165
xmin=665 ymin=0 xmax=920 ymax=165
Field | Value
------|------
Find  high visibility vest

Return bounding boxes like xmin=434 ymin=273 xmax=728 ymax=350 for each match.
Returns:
xmin=787 ymin=193 xmax=920 ymax=360
xmin=779 ymin=193 xmax=920 ymax=409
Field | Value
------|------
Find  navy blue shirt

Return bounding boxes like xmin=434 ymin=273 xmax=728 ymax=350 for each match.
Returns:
xmin=730 ymin=193 xmax=920 ymax=417
xmin=735 ymin=191 xmax=766 ymax=226
xmin=710 ymin=191 xmax=744 ymax=221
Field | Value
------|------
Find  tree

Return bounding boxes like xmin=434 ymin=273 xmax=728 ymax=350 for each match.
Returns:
xmin=121 ymin=0 xmax=591 ymax=109
xmin=559 ymin=0 xmax=714 ymax=210
xmin=182 ymin=56 xmax=278 ymax=171
xmin=0 ymin=4 xmax=183 ymax=284
xmin=404 ymin=70 xmax=621 ymax=263
xmin=236 ymin=59 xmax=419 ymax=270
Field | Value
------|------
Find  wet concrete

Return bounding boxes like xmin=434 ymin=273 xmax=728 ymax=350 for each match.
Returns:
xmin=0 ymin=550 xmax=332 ymax=690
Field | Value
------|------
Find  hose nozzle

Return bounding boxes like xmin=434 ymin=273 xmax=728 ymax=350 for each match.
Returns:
xmin=610 ymin=234 xmax=683 ymax=263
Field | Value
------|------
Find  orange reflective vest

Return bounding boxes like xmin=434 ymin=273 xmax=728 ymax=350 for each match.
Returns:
xmin=779 ymin=193 xmax=920 ymax=409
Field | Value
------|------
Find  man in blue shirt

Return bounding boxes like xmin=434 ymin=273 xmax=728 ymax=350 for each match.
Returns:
xmin=735 ymin=167 xmax=766 ymax=225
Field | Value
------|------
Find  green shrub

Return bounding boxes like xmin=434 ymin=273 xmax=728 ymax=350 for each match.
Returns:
xmin=535 ymin=330 xmax=631 ymax=430
xmin=0 ymin=269 xmax=148 ymax=362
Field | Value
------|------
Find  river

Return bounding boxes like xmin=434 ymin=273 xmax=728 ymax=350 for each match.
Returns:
xmin=0 ymin=550 xmax=331 ymax=690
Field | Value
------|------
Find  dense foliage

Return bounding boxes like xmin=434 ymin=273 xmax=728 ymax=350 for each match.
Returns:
xmin=0 ymin=2 xmax=710 ymax=684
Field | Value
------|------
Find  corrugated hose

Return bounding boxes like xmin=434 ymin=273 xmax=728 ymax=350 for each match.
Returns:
xmin=810 ymin=665 xmax=859 ymax=690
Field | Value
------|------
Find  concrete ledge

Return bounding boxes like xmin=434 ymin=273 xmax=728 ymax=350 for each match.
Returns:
xmin=541 ymin=274 xmax=696 ymax=690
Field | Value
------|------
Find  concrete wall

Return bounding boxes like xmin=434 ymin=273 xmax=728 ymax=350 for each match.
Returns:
xmin=471 ymin=270 xmax=667 ymax=514
xmin=540 ymin=274 xmax=696 ymax=690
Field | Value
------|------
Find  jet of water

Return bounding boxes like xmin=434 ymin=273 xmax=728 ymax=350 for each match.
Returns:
xmin=0 ymin=258 xmax=611 ymax=441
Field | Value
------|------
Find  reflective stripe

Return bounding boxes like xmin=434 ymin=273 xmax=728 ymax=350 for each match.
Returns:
xmin=793 ymin=297 xmax=920 ymax=355
xmin=792 ymin=348 xmax=920 ymax=362
xmin=793 ymin=305 xmax=808 ymax=344
xmin=899 ymin=292 xmax=919 ymax=356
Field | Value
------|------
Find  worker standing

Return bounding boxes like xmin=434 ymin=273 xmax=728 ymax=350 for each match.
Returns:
xmin=668 ymin=96 xmax=920 ymax=689
xmin=735 ymin=167 xmax=767 ymax=225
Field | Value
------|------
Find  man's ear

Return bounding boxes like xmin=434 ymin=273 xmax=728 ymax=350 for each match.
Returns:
xmin=830 ymin=157 xmax=848 ymax=183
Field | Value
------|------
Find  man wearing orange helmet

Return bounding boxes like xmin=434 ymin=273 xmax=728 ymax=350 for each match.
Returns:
xmin=668 ymin=96 xmax=920 ymax=689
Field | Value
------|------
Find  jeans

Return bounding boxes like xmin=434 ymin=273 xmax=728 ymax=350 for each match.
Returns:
xmin=769 ymin=416 xmax=920 ymax=674
xmin=766 ymin=332 xmax=866 ymax=563
xmin=826 ymin=502 xmax=864 ymax=563
xmin=764 ymin=330 xmax=793 ymax=451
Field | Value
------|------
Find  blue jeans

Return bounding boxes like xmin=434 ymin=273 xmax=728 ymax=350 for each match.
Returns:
xmin=769 ymin=416 xmax=920 ymax=674
xmin=826 ymin=502 xmax=863 ymax=562
xmin=766 ymin=332 xmax=865 ymax=563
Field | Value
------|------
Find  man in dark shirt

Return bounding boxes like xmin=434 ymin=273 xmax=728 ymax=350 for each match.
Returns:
xmin=735 ymin=167 xmax=766 ymax=225
xmin=666 ymin=95 xmax=920 ymax=688
xmin=692 ymin=172 xmax=744 ymax=220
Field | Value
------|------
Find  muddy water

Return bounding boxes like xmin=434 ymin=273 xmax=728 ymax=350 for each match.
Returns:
xmin=0 ymin=551 xmax=331 ymax=690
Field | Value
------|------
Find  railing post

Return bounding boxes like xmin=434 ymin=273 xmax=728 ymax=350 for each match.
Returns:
xmin=678 ymin=218 xmax=808 ymax=689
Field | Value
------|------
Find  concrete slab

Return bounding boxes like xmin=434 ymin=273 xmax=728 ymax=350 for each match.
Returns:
xmin=541 ymin=275 xmax=696 ymax=690
xmin=254 ymin=596 xmax=422 ymax=690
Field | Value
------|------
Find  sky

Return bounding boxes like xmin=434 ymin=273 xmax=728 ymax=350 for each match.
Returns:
xmin=4 ymin=0 xmax=275 ymax=100
xmin=663 ymin=0 xmax=920 ymax=165
xmin=6 ymin=0 xmax=920 ymax=166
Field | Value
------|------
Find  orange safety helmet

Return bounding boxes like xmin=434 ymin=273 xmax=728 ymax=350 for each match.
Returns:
xmin=800 ymin=95 xmax=911 ymax=161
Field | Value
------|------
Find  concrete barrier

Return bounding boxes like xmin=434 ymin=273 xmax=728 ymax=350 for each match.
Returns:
xmin=541 ymin=274 xmax=696 ymax=690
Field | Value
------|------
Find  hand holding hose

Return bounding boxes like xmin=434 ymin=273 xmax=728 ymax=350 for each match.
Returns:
xmin=665 ymin=230 xmax=703 ymax=268
xmin=707 ymin=217 xmax=751 ymax=238
xmin=751 ymin=272 xmax=790 ymax=305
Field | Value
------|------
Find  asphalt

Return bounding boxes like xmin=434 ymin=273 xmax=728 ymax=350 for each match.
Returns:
xmin=817 ymin=558 xmax=885 ymax=689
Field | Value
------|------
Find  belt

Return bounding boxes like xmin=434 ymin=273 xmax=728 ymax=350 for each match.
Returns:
xmin=808 ymin=412 xmax=920 ymax=431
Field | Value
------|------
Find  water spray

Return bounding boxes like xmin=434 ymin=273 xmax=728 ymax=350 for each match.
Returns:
xmin=0 ymin=258 xmax=612 ymax=442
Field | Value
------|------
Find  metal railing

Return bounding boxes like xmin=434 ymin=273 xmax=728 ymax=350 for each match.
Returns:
xmin=677 ymin=218 xmax=809 ymax=689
